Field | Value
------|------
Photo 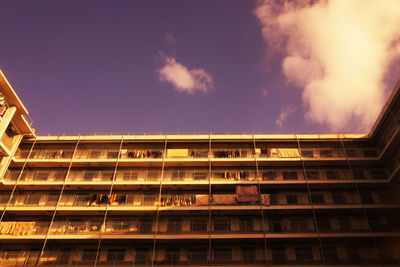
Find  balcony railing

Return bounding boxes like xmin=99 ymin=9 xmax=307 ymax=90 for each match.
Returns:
xmin=14 ymin=147 xmax=380 ymax=161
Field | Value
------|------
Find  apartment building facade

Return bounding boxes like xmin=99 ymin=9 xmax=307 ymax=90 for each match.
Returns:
xmin=0 ymin=70 xmax=399 ymax=266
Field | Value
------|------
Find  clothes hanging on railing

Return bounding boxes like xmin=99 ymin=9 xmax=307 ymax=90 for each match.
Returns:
xmin=161 ymin=195 xmax=195 ymax=206
xmin=0 ymin=222 xmax=36 ymax=235
xmin=261 ymin=194 xmax=270 ymax=206
xmin=127 ymin=150 xmax=163 ymax=159
xmin=269 ymin=148 xmax=300 ymax=158
xmin=190 ymin=151 xmax=208 ymax=158
xmin=211 ymin=195 xmax=236 ymax=205
xmin=215 ymin=171 xmax=248 ymax=180
xmin=236 ymin=185 xmax=259 ymax=202
xmin=88 ymin=193 xmax=126 ymax=206
xmin=213 ymin=150 xmax=241 ymax=158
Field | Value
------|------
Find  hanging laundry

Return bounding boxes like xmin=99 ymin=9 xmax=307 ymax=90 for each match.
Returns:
xmin=261 ymin=194 xmax=270 ymax=206
xmin=236 ymin=185 xmax=259 ymax=202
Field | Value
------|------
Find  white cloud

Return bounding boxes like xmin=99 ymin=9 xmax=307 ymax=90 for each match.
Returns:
xmin=158 ymin=56 xmax=214 ymax=94
xmin=276 ymin=104 xmax=296 ymax=129
xmin=255 ymin=0 xmax=400 ymax=131
xmin=164 ymin=33 xmax=176 ymax=45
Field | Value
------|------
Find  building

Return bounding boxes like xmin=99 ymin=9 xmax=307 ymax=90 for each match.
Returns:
xmin=0 ymin=69 xmax=399 ymax=266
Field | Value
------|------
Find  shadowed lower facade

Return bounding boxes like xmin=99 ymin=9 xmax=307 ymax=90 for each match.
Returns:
xmin=0 ymin=70 xmax=399 ymax=266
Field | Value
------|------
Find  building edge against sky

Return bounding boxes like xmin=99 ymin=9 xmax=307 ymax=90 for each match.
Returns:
xmin=0 ymin=69 xmax=399 ymax=266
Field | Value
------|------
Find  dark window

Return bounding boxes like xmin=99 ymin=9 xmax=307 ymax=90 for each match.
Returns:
xmin=301 ymin=150 xmax=314 ymax=158
xmin=360 ymin=191 xmax=374 ymax=204
xmin=26 ymin=195 xmax=41 ymax=205
xmin=240 ymin=247 xmax=256 ymax=264
xmin=83 ymin=171 xmax=97 ymax=181
xmin=323 ymin=247 xmax=338 ymax=263
xmin=239 ymin=218 xmax=253 ymax=232
xmin=332 ymin=192 xmax=346 ymax=204
xmin=338 ymin=216 xmax=351 ymax=231
xmin=262 ymin=171 xmax=276 ymax=180
xmin=295 ymin=247 xmax=313 ymax=261
xmin=306 ymin=171 xmax=319 ymax=180
xmin=193 ymin=172 xmax=207 ymax=180
xmin=363 ymin=150 xmax=378 ymax=157
xmin=352 ymin=170 xmax=365 ymax=179
xmin=320 ymin=149 xmax=333 ymax=158
xmin=317 ymin=217 xmax=331 ymax=231
xmin=191 ymin=220 xmax=207 ymax=232
xmin=282 ymin=171 xmax=298 ymax=180
xmin=290 ymin=218 xmax=307 ymax=231
xmin=370 ymin=170 xmax=386 ymax=179
xmin=286 ymin=194 xmax=298 ymax=204
xmin=146 ymin=172 xmax=159 ymax=181
xmin=135 ymin=248 xmax=150 ymax=265
xmin=311 ymin=194 xmax=324 ymax=204
xmin=107 ymin=151 xmax=119 ymax=159
xmin=82 ymin=249 xmax=97 ymax=261
xmin=271 ymin=246 xmax=286 ymax=264
xmin=107 ymin=249 xmax=125 ymax=262
xmin=167 ymin=219 xmax=182 ymax=233
xmin=171 ymin=171 xmax=184 ymax=181
xmin=213 ymin=248 xmax=231 ymax=264
xmin=138 ymin=220 xmax=152 ymax=233
xmin=36 ymin=171 xmax=50 ymax=181
xmin=188 ymin=249 xmax=207 ymax=264
xmin=165 ymin=248 xmax=179 ymax=265
xmin=346 ymin=149 xmax=358 ymax=157
xmin=214 ymin=220 xmax=230 ymax=232
xmin=269 ymin=218 xmax=282 ymax=233
xmin=325 ymin=170 xmax=339 ymax=180
xmin=270 ymin=193 xmax=278 ymax=204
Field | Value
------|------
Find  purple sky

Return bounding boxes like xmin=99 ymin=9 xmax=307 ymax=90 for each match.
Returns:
xmin=0 ymin=1 xmax=398 ymax=135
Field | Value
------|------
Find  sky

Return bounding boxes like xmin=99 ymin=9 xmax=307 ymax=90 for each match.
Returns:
xmin=0 ymin=0 xmax=399 ymax=135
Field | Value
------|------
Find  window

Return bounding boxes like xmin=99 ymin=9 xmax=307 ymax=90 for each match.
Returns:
xmin=282 ymin=171 xmax=298 ymax=180
xmin=213 ymin=248 xmax=231 ymax=264
xmin=271 ymin=246 xmax=286 ymax=264
xmin=345 ymin=149 xmax=358 ymax=157
xmin=82 ymin=249 xmax=97 ymax=261
xmin=214 ymin=220 xmax=230 ymax=232
xmin=301 ymin=150 xmax=314 ymax=158
xmin=290 ymin=218 xmax=307 ymax=231
xmin=295 ymin=247 xmax=313 ymax=261
xmin=370 ymin=170 xmax=386 ymax=179
xmin=83 ymin=171 xmax=97 ymax=181
xmin=320 ymin=149 xmax=333 ymax=158
xmin=311 ymin=194 xmax=324 ymax=204
xmin=188 ymin=249 xmax=207 ymax=264
xmin=146 ymin=171 xmax=159 ymax=181
xmin=138 ymin=220 xmax=152 ymax=233
xmin=101 ymin=171 xmax=114 ymax=181
xmin=323 ymin=247 xmax=338 ymax=263
xmin=325 ymin=170 xmax=339 ymax=180
xmin=240 ymin=247 xmax=255 ymax=264
xmin=286 ymin=194 xmax=298 ymax=204
xmin=135 ymin=248 xmax=150 ymax=265
xmin=167 ymin=219 xmax=182 ymax=233
xmin=107 ymin=249 xmax=125 ymax=262
xmin=165 ymin=248 xmax=179 ymax=265
xmin=363 ymin=150 xmax=378 ymax=157
xmin=338 ymin=216 xmax=351 ymax=231
xmin=89 ymin=150 xmax=102 ymax=158
xmin=193 ymin=171 xmax=207 ymax=180
xmin=360 ymin=191 xmax=373 ymax=204
xmin=35 ymin=171 xmax=50 ymax=181
xmin=305 ymin=171 xmax=319 ymax=180
xmin=107 ymin=151 xmax=119 ymax=159
xmin=26 ymin=195 xmax=41 ymax=205
xmin=239 ymin=218 xmax=253 ymax=232
xmin=352 ymin=170 xmax=365 ymax=179
xmin=262 ymin=171 xmax=276 ymax=180
xmin=317 ymin=217 xmax=331 ymax=231
xmin=191 ymin=220 xmax=207 ymax=232
xmin=332 ymin=192 xmax=346 ymax=204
